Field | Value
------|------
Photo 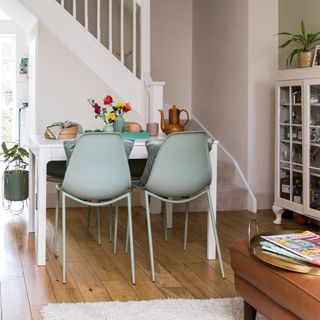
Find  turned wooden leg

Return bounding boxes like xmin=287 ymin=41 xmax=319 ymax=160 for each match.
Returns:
xmin=244 ymin=300 xmax=257 ymax=320
xmin=272 ymin=203 xmax=285 ymax=225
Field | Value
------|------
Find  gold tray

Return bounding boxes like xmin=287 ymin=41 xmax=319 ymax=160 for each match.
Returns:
xmin=250 ymin=230 xmax=320 ymax=276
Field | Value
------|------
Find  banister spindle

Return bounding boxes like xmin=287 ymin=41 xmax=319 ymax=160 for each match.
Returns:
xmin=84 ymin=0 xmax=88 ymax=30
xmin=73 ymin=0 xmax=77 ymax=18
xmin=109 ymin=0 xmax=113 ymax=52
xmin=61 ymin=0 xmax=65 ymax=7
xmin=120 ymin=0 xmax=124 ymax=64
xmin=97 ymin=0 xmax=101 ymax=41
xmin=133 ymin=0 xmax=137 ymax=76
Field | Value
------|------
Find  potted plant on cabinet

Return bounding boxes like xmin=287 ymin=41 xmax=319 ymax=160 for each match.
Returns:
xmin=278 ymin=20 xmax=320 ymax=68
xmin=2 ymin=142 xmax=29 ymax=202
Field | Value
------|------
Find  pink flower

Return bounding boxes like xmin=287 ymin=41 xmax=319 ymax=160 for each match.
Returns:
xmin=104 ymin=95 xmax=113 ymax=105
xmin=93 ymin=103 xmax=101 ymax=114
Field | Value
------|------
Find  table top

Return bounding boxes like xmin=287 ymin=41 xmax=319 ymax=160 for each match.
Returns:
xmin=29 ymin=133 xmax=166 ymax=148
xmin=250 ymin=230 xmax=320 ymax=276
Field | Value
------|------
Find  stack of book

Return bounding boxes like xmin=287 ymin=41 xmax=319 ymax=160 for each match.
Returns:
xmin=260 ymin=231 xmax=320 ymax=266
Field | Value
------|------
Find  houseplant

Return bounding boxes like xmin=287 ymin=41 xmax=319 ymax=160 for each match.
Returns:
xmin=278 ymin=20 xmax=320 ymax=68
xmin=2 ymin=142 xmax=29 ymax=201
xmin=88 ymin=95 xmax=132 ymax=133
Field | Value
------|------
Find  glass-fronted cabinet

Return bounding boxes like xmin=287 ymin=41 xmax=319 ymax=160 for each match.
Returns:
xmin=274 ymin=78 xmax=320 ymax=223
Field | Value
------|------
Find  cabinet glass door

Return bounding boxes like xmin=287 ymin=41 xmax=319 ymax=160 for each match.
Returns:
xmin=279 ymin=85 xmax=303 ymax=204
xmin=309 ymin=84 xmax=320 ymax=210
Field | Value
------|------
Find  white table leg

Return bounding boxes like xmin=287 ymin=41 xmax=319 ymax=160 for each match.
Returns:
xmin=36 ymin=151 xmax=50 ymax=266
xmin=28 ymin=150 xmax=36 ymax=233
xmin=166 ymin=202 xmax=173 ymax=228
xmin=207 ymin=143 xmax=218 ymax=260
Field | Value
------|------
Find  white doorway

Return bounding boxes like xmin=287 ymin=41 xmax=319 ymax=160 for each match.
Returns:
xmin=0 ymin=35 xmax=17 ymax=145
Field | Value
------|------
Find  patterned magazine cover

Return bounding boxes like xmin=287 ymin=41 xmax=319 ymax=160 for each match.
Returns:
xmin=261 ymin=231 xmax=320 ymax=266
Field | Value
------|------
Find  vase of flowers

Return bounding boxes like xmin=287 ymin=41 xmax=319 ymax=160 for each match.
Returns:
xmin=88 ymin=95 xmax=132 ymax=133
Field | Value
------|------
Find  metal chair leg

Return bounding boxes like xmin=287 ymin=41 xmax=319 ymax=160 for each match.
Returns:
xmin=127 ymin=193 xmax=136 ymax=284
xmin=183 ymin=202 xmax=189 ymax=250
xmin=145 ymin=192 xmax=155 ymax=282
xmin=97 ymin=207 xmax=101 ymax=245
xmin=113 ymin=202 xmax=119 ymax=254
xmin=162 ymin=201 xmax=168 ymax=241
xmin=54 ymin=189 xmax=60 ymax=256
xmin=62 ymin=193 xmax=67 ymax=284
xmin=207 ymin=191 xmax=225 ymax=279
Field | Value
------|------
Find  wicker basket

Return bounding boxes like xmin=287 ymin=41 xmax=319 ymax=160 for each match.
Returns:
xmin=58 ymin=125 xmax=78 ymax=139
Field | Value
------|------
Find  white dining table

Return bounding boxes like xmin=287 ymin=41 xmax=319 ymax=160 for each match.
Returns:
xmin=28 ymin=134 xmax=218 ymax=265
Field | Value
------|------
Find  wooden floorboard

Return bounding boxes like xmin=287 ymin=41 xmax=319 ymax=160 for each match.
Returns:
xmin=0 ymin=206 xmax=316 ymax=319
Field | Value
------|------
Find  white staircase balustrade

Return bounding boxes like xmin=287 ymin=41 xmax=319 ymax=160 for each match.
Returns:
xmin=18 ymin=0 xmax=163 ymax=127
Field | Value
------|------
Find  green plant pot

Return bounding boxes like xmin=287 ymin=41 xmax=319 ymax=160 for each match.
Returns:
xmin=3 ymin=170 xmax=29 ymax=201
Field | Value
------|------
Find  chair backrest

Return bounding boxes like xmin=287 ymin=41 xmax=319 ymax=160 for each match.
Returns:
xmin=145 ymin=132 xmax=212 ymax=198
xmin=62 ymin=133 xmax=131 ymax=200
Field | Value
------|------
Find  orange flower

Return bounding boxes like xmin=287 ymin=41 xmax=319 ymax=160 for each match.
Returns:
xmin=123 ymin=103 xmax=132 ymax=113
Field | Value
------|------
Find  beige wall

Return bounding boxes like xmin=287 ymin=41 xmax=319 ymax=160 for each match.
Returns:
xmin=151 ymin=0 xmax=193 ymax=110
xmin=248 ymin=0 xmax=278 ymax=209
xmin=35 ymin=23 xmax=140 ymax=135
xmin=192 ymin=0 xmax=249 ymax=176
xmin=279 ymin=0 xmax=320 ymax=69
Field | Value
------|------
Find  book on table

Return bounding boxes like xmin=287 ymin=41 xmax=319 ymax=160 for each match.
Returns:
xmin=261 ymin=231 xmax=320 ymax=266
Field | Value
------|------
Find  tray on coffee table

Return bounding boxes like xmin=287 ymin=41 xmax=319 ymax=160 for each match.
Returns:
xmin=250 ymin=230 xmax=320 ymax=276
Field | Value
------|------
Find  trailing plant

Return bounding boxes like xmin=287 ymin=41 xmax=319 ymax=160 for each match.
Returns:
xmin=2 ymin=142 xmax=28 ymax=173
xmin=278 ymin=20 xmax=320 ymax=66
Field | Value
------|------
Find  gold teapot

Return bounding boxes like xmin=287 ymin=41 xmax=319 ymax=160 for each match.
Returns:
xmin=159 ymin=105 xmax=189 ymax=135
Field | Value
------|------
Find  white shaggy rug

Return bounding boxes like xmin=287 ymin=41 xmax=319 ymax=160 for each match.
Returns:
xmin=42 ymin=297 xmax=266 ymax=320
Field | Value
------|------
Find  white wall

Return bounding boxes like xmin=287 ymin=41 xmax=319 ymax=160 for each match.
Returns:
xmin=192 ymin=0 xmax=249 ymax=176
xmin=151 ymin=0 xmax=193 ymax=111
xmin=35 ymin=22 xmax=140 ymax=135
xmin=248 ymin=0 xmax=278 ymax=209
xmin=278 ymin=0 xmax=320 ymax=70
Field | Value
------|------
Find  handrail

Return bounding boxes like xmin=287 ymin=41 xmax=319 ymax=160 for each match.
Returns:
xmin=192 ymin=115 xmax=257 ymax=213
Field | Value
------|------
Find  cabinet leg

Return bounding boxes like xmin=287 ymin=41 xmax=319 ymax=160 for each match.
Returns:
xmin=272 ymin=203 xmax=285 ymax=225
xmin=244 ymin=300 xmax=257 ymax=320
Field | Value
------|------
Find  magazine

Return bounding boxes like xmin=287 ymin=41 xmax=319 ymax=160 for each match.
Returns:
xmin=261 ymin=231 xmax=320 ymax=266
xmin=260 ymin=241 xmax=310 ymax=263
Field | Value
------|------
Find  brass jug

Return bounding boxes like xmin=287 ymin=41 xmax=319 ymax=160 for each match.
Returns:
xmin=159 ymin=105 xmax=189 ymax=135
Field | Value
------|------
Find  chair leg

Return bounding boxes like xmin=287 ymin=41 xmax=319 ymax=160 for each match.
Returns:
xmin=87 ymin=206 xmax=91 ymax=227
xmin=62 ymin=193 xmax=67 ymax=284
xmin=54 ymin=189 xmax=60 ymax=257
xmin=162 ymin=201 xmax=168 ymax=242
xmin=113 ymin=202 xmax=119 ymax=254
xmin=207 ymin=191 xmax=225 ymax=279
xmin=127 ymin=193 xmax=136 ymax=284
xmin=109 ymin=204 xmax=113 ymax=242
xmin=145 ymin=192 xmax=155 ymax=282
xmin=97 ymin=207 xmax=101 ymax=245
xmin=183 ymin=202 xmax=189 ymax=251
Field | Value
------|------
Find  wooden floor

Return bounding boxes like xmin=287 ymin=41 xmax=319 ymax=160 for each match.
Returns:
xmin=0 ymin=205 xmax=314 ymax=320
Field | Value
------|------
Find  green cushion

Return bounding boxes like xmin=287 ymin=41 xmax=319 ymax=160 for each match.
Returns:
xmin=63 ymin=136 xmax=134 ymax=163
xmin=135 ymin=137 xmax=214 ymax=189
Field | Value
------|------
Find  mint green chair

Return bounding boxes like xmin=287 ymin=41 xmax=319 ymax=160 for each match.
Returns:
xmin=144 ymin=132 xmax=225 ymax=282
xmin=53 ymin=133 xmax=135 ymax=284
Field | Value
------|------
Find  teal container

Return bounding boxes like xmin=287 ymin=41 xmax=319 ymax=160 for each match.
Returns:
xmin=3 ymin=170 xmax=29 ymax=201
xmin=103 ymin=123 xmax=115 ymax=132
xmin=114 ymin=116 xmax=125 ymax=133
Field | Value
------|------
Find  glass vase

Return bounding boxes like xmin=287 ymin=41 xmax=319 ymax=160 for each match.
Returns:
xmin=114 ymin=115 xmax=125 ymax=133
xmin=103 ymin=123 xmax=114 ymax=132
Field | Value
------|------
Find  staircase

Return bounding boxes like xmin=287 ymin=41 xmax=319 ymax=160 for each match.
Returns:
xmin=17 ymin=0 xmax=164 ymax=125
xmin=217 ymin=161 xmax=248 ymax=211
